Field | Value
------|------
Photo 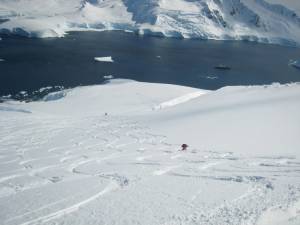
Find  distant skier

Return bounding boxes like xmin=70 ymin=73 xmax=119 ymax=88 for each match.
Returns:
xmin=181 ymin=144 xmax=188 ymax=151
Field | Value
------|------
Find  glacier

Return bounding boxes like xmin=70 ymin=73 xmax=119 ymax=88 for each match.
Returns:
xmin=0 ymin=0 xmax=300 ymax=46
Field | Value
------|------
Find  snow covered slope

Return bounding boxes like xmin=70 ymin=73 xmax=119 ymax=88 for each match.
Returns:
xmin=0 ymin=0 xmax=300 ymax=46
xmin=266 ymin=0 xmax=300 ymax=14
xmin=1 ymin=80 xmax=300 ymax=225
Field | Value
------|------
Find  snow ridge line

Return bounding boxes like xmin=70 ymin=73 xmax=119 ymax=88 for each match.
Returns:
xmin=153 ymin=91 xmax=206 ymax=110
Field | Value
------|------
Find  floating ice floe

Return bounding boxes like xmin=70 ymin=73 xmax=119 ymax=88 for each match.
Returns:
xmin=289 ymin=60 xmax=300 ymax=69
xmin=103 ymin=75 xmax=114 ymax=79
xmin=39 ymin=86 xmax=53 ymax=92
xmin=206 ymin=76 xmax=218 ymax=80
xmin=18 ymin=91 xmax=28 ymax=97
xmin=94 ymin=56 xmax=114 ymax=63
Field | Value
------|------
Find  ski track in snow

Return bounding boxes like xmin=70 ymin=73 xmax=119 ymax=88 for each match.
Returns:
xmin=0 ymin=115 xmax=300 ymax=224
xmin=19 ymin=182 xmax=118 ymax=225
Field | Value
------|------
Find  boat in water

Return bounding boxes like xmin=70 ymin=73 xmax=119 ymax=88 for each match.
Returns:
xmin=214 ymin=64 xmax=231 ymax=70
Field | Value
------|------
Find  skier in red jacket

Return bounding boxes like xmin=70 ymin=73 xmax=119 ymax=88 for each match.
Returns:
xmin=181 ymin=144 xmax=188 ymax=151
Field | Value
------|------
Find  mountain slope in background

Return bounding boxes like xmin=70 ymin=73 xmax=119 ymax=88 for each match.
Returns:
xmin=0 ymin=0 xmax=300 ymax=46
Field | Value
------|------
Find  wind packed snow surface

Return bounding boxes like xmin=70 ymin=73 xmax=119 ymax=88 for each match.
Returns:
xmin=0 ymin=0 xmax=300 ymax=46
xmin=1 ymin=80 xmax=300 ymax=225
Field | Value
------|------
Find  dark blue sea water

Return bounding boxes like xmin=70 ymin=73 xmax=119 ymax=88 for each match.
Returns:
xmin=0 ymin=31 xmax=299 ymax=100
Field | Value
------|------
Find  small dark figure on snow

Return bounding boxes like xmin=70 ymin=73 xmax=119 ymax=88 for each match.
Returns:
xmin=181 ymin=144 xmax=188 ymax=151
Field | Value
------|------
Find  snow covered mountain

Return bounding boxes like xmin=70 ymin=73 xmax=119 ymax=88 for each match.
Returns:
xmin=0 ymin=0 xmax=300 ymax=46
xmin=1 ymin=80 xmax=300 ymax=224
